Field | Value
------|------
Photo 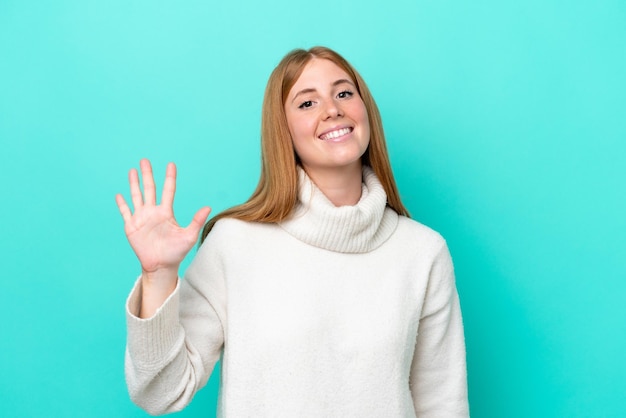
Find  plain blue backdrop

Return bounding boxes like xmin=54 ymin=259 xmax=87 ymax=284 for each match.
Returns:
xmin=1 ymin=0 xmax=625 ymax=416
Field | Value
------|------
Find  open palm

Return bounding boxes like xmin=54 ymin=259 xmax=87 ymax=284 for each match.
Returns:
xmin=115 ymin=159 xmax=211 ymax=275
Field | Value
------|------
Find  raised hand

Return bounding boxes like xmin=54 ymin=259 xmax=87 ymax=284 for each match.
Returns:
xmin=116 ymin=159 xmax=211 ymax=317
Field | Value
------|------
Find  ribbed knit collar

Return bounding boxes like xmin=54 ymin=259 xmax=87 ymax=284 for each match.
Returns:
xmin=279 ymin=166 xmax=399 ymax=253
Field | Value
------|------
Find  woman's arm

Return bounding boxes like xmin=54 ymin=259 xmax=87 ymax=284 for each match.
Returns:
xmin=124 ymin=244 xmax=226 ymax=414
xmin=409 ymin=243 xmax=469 ymax=417
xmin=116 ymin=159 xmax=222 ymax=414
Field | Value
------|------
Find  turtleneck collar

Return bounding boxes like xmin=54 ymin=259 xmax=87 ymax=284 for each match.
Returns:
xmin=279 ymin=166 xmax=399 ymax=253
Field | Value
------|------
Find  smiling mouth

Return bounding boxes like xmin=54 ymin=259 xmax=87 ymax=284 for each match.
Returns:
xmin=319 ymin=127 xmax=353 ymax=141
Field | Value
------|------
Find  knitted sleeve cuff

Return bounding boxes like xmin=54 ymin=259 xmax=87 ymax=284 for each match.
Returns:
xmin=125 ymin=277 xmax=184 ymax=367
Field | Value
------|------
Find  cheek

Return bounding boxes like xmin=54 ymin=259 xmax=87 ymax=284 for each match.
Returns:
xmin=285 ymin=116 xmax=306 ymax=157
xmin=357 ymin=106 xmax=370 ymax=139
xmin=289 ymin=114 xmax=315 ymax=141
xmin=349 ymin=99 xmax=368 ymax=125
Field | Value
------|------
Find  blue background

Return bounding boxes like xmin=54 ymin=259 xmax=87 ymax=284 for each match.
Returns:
xmin=1 ymin=0 xmax=624 ymax=416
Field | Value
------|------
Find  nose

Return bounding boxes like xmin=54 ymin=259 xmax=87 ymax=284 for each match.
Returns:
xmin=322 ymin=99 xmax=343 ymax=120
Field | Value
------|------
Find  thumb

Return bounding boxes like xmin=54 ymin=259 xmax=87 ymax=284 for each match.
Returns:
xmin=186 ymin=206 xmax=212 ymax=235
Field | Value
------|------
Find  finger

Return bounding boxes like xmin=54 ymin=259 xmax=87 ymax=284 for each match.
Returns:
xmin=161 ymin=162 xmax=177 ymax=209
xmin=140 ymin=159 xmax=157 ymax=206
xmin=115 ymin=193 xmax=132 ymax=222
xmin=185 ymin=206 xmax=212 ymax=236
xmin=129 ymin=168 xmax=143 ymax=210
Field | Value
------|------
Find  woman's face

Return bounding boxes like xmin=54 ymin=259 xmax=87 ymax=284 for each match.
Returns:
xmin=284 ymin=58 xmax=370 ymax=176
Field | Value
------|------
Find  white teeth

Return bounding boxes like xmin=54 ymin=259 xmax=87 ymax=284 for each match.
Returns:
xmin=320 ymin=127 xmax=351 ymax=141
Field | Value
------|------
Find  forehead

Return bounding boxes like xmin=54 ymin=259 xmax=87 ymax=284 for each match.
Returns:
xmin=290 ymin=58 xmax=353 ymax=92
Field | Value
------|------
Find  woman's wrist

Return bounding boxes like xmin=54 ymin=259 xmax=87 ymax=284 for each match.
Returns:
xmin=139 ymin=267 xmax=179 ymax=319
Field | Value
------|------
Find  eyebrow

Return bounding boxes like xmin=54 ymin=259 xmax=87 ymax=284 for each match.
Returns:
xmin=291 ymin=79 xmax=356 ymax=103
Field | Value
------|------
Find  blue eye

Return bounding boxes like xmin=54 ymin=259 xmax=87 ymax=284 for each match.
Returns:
xmin=298 ymin=100 xmax=313 ymax=109
xmin=337 ymin=90 xmax=354 ymax=99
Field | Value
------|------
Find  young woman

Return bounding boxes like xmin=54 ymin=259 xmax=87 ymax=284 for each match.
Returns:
xmin=116 ymin=46 xmax=469 ymax=417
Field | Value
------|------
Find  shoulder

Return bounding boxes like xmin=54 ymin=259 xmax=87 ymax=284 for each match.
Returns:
xmin=391 ymin=215 xmax=449 ymax=258
xmin=396 ymin=216 xmax=446 ymax=245
xmin=200 ymin=218 xmax=279 ymax=253
xmin=209 ymin=217 xmax=255 ymax=236
xmin=211 ymin=217 xmax=279 ymax=236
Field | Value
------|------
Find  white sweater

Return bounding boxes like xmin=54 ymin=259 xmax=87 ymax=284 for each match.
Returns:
xmin=125 ymin=167 xmax=469 ymax=417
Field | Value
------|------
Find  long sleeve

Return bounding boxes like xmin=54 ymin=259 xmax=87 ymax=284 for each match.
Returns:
xmin=124 ymin=238 xmax=227 ymax=415
xmin=409 ymin=243 xmax=469 ymax=417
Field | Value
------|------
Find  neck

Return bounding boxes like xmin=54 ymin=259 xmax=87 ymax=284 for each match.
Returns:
xmin=302 ymin=163 xmax=364 ymax=206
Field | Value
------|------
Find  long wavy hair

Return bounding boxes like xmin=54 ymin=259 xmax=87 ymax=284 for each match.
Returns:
xmin=200 ymin=46 xmax=409 ymax=242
